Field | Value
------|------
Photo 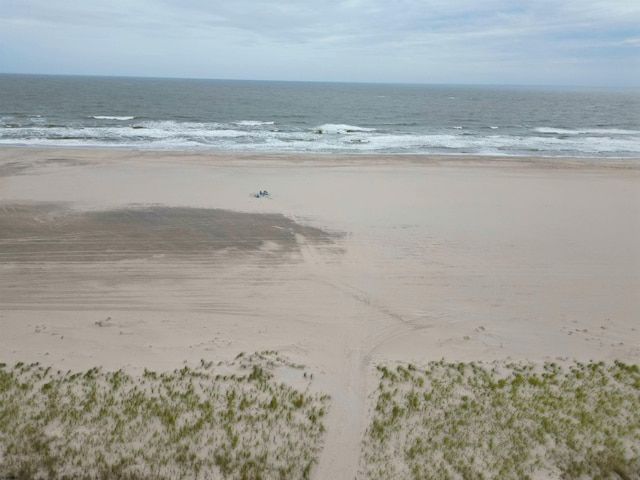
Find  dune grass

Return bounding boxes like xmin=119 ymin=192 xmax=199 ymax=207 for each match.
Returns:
xmin=0 ymin=352 xmax=330 ymax=480
xmin=3 ymin=353 xmax=639 ymax=480
xmin=360 ymin=359 xmax=640 ymax=480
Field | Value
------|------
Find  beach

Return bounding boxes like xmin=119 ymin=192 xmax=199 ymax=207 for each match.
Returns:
xmin=1 ymin=147 xmax=639 ymax=478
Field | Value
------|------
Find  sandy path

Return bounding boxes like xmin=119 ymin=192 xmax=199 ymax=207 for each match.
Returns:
xmin=1 ymin=148 xmax=639 ymax=479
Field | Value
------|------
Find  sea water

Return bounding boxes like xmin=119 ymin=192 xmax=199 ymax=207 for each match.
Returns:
xmin=0 ymin=74 xmax=638 ymax=158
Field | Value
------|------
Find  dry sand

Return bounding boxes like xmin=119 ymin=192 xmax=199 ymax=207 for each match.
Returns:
xmin=1 ymin=147 xmax=639 ymax=478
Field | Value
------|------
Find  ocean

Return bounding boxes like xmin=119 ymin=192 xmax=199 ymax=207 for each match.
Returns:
xmin=1 ymin=74 xmax=638 ymax=158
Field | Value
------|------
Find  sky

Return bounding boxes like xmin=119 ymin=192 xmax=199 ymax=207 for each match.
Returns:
xmin=1 ymin=0 xmax=638 ymax=87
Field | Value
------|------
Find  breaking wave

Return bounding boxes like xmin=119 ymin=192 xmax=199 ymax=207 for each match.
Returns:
xmin=2 ymin=117 xmax=638 ymax=157
xmin=92 ymin=116 xmax=136 ymax=121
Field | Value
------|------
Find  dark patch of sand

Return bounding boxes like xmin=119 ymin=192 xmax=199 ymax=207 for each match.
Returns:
xmin=0 ymin=203 xmax=338 ymax=262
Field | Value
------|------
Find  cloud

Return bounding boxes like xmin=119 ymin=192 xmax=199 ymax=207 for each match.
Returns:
xmin=0 ymin=0 xmax=638 ymax=85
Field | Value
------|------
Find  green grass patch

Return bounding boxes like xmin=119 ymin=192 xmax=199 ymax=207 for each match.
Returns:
xmin=0 ymin=352 xmax=330 ymax=480
xmin=361 ymin=360 xmax=640 ymax=480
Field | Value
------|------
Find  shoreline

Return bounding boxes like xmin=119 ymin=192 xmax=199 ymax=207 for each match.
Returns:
xmin=2 ymin=145 xmax=639 ymax=169
xmin=1 ymin=146 xmax=639 ymax=479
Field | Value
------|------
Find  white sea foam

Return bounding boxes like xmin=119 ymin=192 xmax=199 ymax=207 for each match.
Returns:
xmin=2 ymin=118 xmax=639 ymax=157
xmin=535 ymin=127 xmax=640 ymax=136
xmin=234 ymin=120 xmax=275 ymax=127
xmin=92 ymin=116 xmax=135 ymax=121
xmin=315 ymin=124 xmax=375 ymax=134
xmin=132 ymin=121 xmax=247 ymax=139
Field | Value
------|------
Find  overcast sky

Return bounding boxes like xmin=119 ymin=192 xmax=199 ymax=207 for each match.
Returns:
xmin=1 ymin=0 xmax=638 ymax=86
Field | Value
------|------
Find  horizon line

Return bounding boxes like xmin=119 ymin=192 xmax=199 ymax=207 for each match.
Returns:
xmin=1 ymin=71 xmax=637 ymax=90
